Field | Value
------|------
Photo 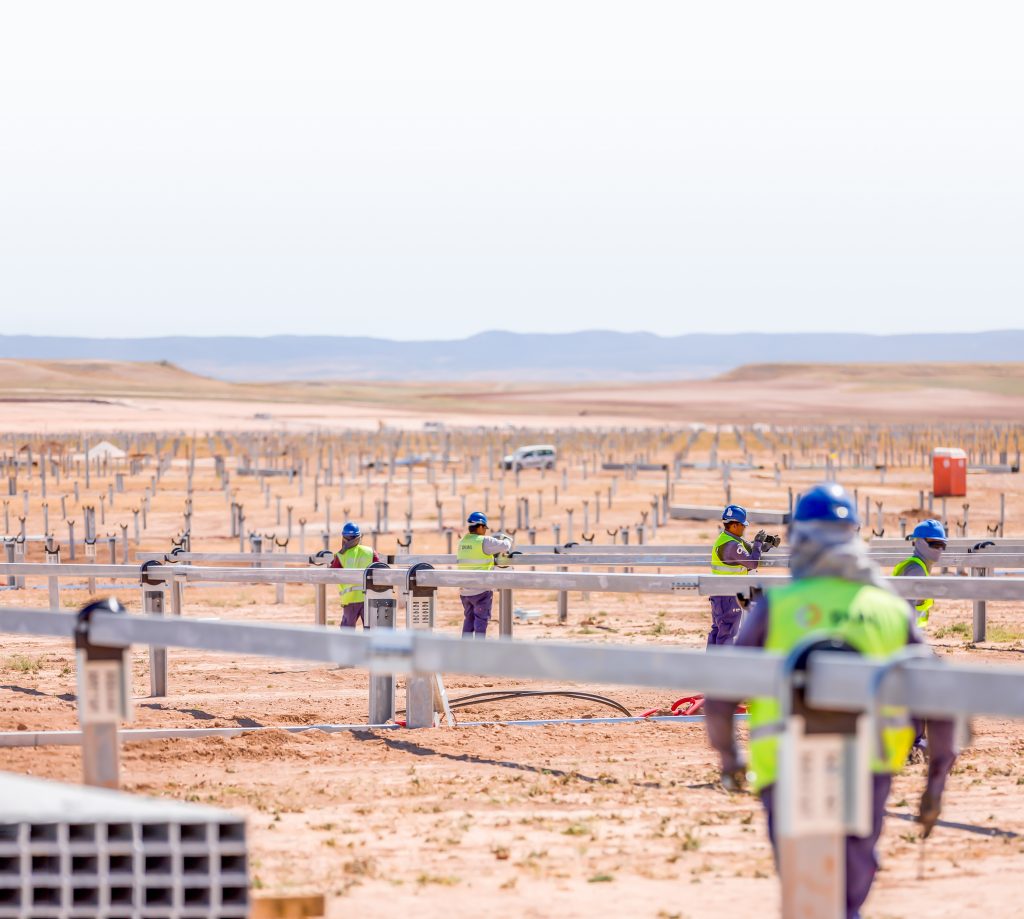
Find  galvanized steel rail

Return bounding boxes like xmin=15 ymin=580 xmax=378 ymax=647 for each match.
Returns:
xmin=0 ymin=563 xmax=1021 ymax=600
xmin=1 ymin=605 xmax=1022 ymax=720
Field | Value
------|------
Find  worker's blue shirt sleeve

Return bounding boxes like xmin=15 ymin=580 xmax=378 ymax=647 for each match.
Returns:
xmin=718 ymin=538 xmax=762 ymax=570
xmin=704 ymin=595 xmax=770 ymax=772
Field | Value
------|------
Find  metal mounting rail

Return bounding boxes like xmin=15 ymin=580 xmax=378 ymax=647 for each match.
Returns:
xmin=2 ymin=606 xmax=1023 ymax=720
xmin=135 ymin=551 xmax=1024 ymax=569
xmin=139 ymin=550 xmax=726 ymax=568
xmin=0 ymin=563 xmax=1022 ymax=600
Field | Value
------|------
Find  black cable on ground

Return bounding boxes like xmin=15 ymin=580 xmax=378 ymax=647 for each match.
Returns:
xmin=396 ymin=689 xmax=632 ymax=718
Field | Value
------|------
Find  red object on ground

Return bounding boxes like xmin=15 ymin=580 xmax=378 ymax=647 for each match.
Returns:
xmin=640 ymin=695 xmax=746 ymax=718
xmin=933 ymin=447 xmax=967 ymax=497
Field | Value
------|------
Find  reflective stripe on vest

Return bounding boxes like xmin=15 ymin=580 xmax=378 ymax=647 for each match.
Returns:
xmin=746 ymin=577 xmax=915 ymax=793
xmin=458 ymin=533 xmax=494 ymax=572
xmin=336 ymin=544 xmax=374 ymax=605
xmin=893 ymin=555 xmax=932 ymax=613
xmin=711 ymin=531 xmax=747 ymax=575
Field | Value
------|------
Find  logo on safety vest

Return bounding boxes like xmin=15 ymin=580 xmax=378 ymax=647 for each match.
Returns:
xmin=795 ymin=603 xmax=823 ymax=629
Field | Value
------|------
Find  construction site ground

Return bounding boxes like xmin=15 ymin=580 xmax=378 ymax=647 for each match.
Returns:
xmin=2 ymin=582 xmax=1022 ymax=919
xmin=0 ymin=379 xmax=1022 ymax=918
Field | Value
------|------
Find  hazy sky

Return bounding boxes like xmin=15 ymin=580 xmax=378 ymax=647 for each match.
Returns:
xmin=1 ymin=2 xmax=1022 ymax=340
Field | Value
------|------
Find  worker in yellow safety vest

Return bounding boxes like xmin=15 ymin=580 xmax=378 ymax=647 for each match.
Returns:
xmin=704 ymin=484 xmax=957 ymax=919
xmin=330 ymin=522 xmax=380 ymax=628
xmin=893 ymin=518 xmax=947 ymax=627
xmin=457 ymin=512 xmax=512 ymax=638
xmin=708 ymin=504 xmax=770 ymax=646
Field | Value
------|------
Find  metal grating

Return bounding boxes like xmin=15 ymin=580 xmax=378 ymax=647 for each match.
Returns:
xmin=0 ymin=773 xmax=247 ymax=918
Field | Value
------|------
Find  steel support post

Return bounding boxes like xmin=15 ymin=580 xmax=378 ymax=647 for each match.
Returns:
xmin=406 ymin=567 xmax=436 ymax=729
xmin=315 ymin=583 xmax=327 ymax=626
xmin=75 ymin=600 xmax=132 ymax=789
xmin=171 ymin=576 xmax=183 ymax=618
xmin=85 ymin=540 xmax=97 ymax=594
xmin=499 ymin=587 xmax=513 ymax=638
xmin=366 ymin=584 xmax=397 ymax=725
xmin=13 ymin=538 xmax=25 ymax=588
xmin=82 ymin=724 xmax=121 ymax=791
xmin=557 ymin=566 xmax=568 ymax=624
xmin=45 ymin=540 xmax=61 ymax=609
xmin=3 ymin=539 xmax=14 ymax=587
xmin=142 ymin=584 xmax=168 ymax=697
xmin=776 ymin=645 xmax=871 ymax=919
xmin=972 ymin=567 xmax=987 ymax=643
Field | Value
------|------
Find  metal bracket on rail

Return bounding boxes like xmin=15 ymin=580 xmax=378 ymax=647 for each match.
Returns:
xmin=309 ymin=548 xmax=334 ymax=566
xmin=140 ymin=559 xmax=165 ymax=587
xmin=362 ymin=560 xmax=391 ymax=593
xmin=405 ymin=561 xmax=434 ymax=593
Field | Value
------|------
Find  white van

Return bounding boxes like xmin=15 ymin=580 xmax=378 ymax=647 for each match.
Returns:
xmin=502 ymin=444 xmax=557 ymax=471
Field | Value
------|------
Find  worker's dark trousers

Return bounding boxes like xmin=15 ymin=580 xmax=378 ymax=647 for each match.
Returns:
xmin=461 ymin=591 xmax=493 ymax=637
xmin=707 ymin=596 xmax=743 ymax=647
xmin=340 ymin=601 xmax=365 ymax=628
xmin=761 ymin=773 xmax=892 ymax=919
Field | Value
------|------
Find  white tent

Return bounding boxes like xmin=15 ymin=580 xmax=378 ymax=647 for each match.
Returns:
xmin=86 ymin=441 xmax=127 ymax=461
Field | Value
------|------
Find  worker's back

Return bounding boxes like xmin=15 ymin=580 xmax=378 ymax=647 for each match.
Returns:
xmin=747 ymin=575 xmax=915 ymax=792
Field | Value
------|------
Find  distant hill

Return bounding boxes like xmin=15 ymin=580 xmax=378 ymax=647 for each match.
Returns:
xmin=0 ymin=330 xmax=1021 ymax=382
xmin=1 ymin=359 xmax=1022 ymax=423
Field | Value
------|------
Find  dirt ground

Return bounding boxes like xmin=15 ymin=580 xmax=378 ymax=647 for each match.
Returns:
xmin=0 ymin=390 xmax=1022 ymax=917
xmin=2 ymin=583 xmax=1023 ymax=918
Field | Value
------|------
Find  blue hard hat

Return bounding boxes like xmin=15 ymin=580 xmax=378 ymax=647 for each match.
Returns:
xmin=467 ymin=511 xmax=488 ymax=527
xmin=721 ymin=505 xmax=748 ymax=525
xmin=342 ymin=522 xmax=361 ymax=538
xmin=793 ymin=484 xmax=859 ymax=525
xmin=911 ymin=519 xmax=946 ymax=541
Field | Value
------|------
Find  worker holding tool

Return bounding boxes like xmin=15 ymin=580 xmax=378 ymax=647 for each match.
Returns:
xmin=704 ymin=484 xmax=957 ymax=919
xmin=330 ymin=522 xmax=380 ymax=628
xmin=894 ymin=519 xmax=948 ymax=762
xmin=893 ymin=519 xmax=947 ymax=627
xmin=457 ymin=511 xmax=512 ymax=638
xmin=708 ymin=504 xmax=779 ymax=646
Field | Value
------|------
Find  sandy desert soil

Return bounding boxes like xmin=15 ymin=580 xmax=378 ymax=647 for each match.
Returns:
xmin=1 ymin=584 xmax=1022 ymax=919
xmin=0 ymin=368 xmax=1022 ymax=917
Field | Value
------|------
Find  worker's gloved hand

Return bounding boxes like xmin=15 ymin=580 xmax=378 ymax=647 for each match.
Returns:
xmin=753 ymin=529 xmax=767 ymax=545
xmin=718 ymin=750 xmax=747 ymax=793
xmin=917 ymin=789 xmax=942 ymax=838
xmin=721 ymin=767 xmax=747 ymax=793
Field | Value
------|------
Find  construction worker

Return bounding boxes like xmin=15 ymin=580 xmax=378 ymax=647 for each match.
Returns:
xmin=457 ymin=511 xmax=512 ymax=638
xmin=708 ymin=504 xmax=766 ymax=646
xmin=704 ymin=484 xmax=957 ymax=919
xmin=894 ymin=519 xmax=947 ymax=762
xmin=893 ymin=519 xmax=947 ymax=627
xmin=330 ymin=522 xmax=380 ymax=628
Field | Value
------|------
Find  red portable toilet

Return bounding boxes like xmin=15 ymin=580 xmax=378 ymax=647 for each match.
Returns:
xmin=933 ymin=447 xmax=967 ymax=497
